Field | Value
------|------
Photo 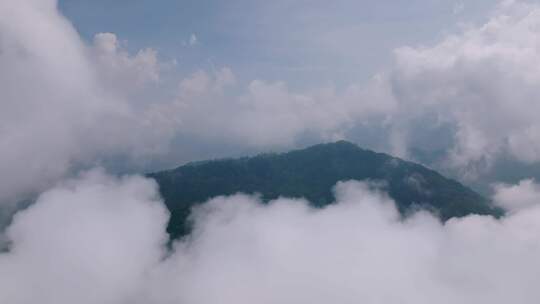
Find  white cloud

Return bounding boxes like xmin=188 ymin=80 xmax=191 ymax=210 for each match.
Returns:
xmin=189 ymin=33 xmax=198 ymax=46
xmin=0 ymin=169 xmax=169 ymax=304
xmin=0 ymin=1 xmax=179 ymax=205
xmin=493 ymin=178 xmax=540 ymax=211
xmin=385 ymin=1 xmax=540 ymax=173
xmin=159 ymin=68 xmax=395 ymax=148
xmin=3 ymin=175 xmax=540 ymax=303
xmin=92 ymin=32 xmax=161 ymax=90
xmin=146 ymin=181 xmax=540 ymax=304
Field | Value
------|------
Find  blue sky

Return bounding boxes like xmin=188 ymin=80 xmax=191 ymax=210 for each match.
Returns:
xmin=59 ymin=0 xmax=496 ymax=88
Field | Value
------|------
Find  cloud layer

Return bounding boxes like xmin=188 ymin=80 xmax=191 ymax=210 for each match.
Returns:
xmin=0 ymin=170 xmax=169 ymax=304
xmin=2 ymin=172 xmax=540 ymax=304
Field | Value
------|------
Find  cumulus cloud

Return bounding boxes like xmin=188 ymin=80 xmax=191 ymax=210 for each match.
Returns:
xmin=0 ymin=0 xmax=179 ymax=205
xmin=91 ymin=32 xmax=161 ymax=91
xmin=493 ymin=178 xmax=540 ymax=211
xmin=0 ymin=169 xmax=169 ymax=304
xmin=3 ymin=175 xmax=540 ymax=303
xmin=159 ymin=68 xmax=396 ymax=148
xmin=384 ymin=0 xmax=540 ymax=174
xmin=145 ymin=181 xmax=540 ymax=304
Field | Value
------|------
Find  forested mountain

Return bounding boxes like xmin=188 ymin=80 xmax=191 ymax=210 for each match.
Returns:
xmin=149 ymin=141 xmax=503 ymax=239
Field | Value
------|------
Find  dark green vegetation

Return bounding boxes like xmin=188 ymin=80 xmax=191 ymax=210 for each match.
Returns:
xmin=149 ymin=141 xmax=503 ymax=239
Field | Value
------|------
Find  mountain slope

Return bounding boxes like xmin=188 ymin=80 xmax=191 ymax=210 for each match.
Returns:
xmin=149 ymin=141 xmax=503 ymax=239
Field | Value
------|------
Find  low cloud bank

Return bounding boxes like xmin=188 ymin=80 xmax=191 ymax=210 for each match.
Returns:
xmin=0 ymin=170 xmax=169 ymax=304
xmin=1 ymin=170 xmax=540 ymax=304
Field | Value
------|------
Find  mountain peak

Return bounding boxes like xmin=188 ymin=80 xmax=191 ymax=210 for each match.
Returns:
xmin=150 ymin=142 xmax=503 ymax=238
xmin=303 ymin=140 xmax=363 ymax=152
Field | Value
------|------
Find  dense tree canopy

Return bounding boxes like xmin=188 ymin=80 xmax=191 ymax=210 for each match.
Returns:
xmin=150 ymin=141 xmax=503 ymax=239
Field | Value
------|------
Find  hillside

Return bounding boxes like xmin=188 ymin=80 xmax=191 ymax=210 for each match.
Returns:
xmin=149 ymin=141 xmax=503 ymax=239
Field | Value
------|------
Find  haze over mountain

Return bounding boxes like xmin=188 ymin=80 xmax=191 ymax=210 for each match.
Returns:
xmin=150 ymin=141 xmax=502 ymax=238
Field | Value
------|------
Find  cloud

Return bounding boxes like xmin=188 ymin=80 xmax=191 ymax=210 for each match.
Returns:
xmin=0 ymin=0 xmax=179 ymax=205
xmin=383 ymin=1 xmax=540 ymax=174
xmin=3 ymin=174 xmax=540 ymax=303
xmin=493 ymin=178 xmax=540 ymax=211
xmin=0 ymin=169 xmax=169 ymax=304
xmin=189 ymin=33 xmax=198 ymax=46
xmin=91 ymin=32 xmax=161 ymax=91
xmin=146 ymin=181 xmax=540 ymax=304
xmin=157 ymin=68 xmax=395 ymax=148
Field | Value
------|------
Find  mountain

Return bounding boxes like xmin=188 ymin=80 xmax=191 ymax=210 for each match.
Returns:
xmin=149 ymin=141 xmax=503 ymax=239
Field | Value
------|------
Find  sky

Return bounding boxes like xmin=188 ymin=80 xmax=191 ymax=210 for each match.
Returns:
xmin=4 ymin=1 xmax=540 ymax=303
xmin=59 ymin=0 xmax=496 ymax=87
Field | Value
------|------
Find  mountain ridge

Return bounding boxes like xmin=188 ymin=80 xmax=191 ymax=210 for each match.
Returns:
xmin=149 ymin=141 xmax=503 ymax=239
